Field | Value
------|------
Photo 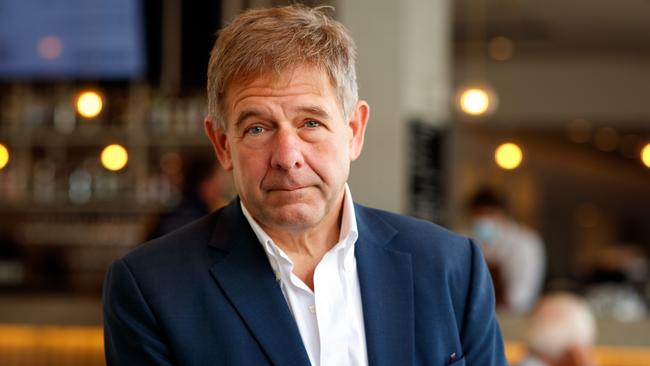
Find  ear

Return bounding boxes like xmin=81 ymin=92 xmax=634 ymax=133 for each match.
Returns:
xmin=204 ymin=118 xmax=233 ymax=171
xmin=347 ymin=100 xmax=369 ymax=161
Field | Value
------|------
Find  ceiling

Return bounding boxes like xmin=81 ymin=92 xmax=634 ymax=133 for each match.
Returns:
xmin=454 ymin=0 xmax=650 ymax=56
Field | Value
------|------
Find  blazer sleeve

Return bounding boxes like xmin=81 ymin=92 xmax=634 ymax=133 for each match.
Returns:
xmin=103 ymin=258 xmax=175 ymax=366
xmin=460 ymin=239 xmax=509 ymax=365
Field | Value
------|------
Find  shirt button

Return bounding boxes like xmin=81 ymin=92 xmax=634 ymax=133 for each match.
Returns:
xmin=308 ymin=304 xmax=316 ymax=314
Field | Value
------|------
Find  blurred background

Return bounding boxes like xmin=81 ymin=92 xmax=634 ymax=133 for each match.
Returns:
xmin=0 ymin=0 xmax=648 ymax=365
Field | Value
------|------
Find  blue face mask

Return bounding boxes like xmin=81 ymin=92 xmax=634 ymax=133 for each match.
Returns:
xmin=472 ymin=217 xmax=498 ymax=245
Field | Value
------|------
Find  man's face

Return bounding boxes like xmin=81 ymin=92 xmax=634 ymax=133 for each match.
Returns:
xmin=205 ymin=66 xmax=369 ymax=234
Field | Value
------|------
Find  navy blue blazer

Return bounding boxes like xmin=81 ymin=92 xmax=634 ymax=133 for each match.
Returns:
xmin=103 ymin=199 xmax=508 ymax=365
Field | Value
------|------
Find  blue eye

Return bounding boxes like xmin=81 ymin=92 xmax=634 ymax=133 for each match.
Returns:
xmin=245 ymin=126 xmax=265 ymax=135
xmin=304 ymin=120 xmax=321 ymax=128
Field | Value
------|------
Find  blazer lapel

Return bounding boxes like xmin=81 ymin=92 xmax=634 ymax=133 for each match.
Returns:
xmin=208 ymin=200 xmax=311 ymax=366
xmin=355 ymin=205 xmax=415 ymax=366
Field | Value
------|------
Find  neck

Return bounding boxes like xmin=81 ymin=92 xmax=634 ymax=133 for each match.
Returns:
xmin=264 ymin=196 xmax=344 ymax=261
xmin=261 ymin=190 xmax=346 ymax=290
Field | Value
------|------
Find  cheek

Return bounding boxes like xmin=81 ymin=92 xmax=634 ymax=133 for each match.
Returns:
xmin=232 ymin=149 xmax=268 ymax=182
xmin=310 ymin=141 xmax=350 ymax=177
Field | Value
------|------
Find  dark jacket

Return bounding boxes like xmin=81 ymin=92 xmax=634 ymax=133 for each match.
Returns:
xmin=103 ymin=198 xmax=508 ymax=365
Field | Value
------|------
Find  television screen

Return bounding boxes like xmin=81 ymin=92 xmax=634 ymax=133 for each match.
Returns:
xmin=0 ymin=0 xmax=145 ymax=79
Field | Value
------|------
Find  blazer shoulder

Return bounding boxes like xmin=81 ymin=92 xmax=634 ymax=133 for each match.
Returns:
xmin=119 ymin=206 xmax=225 ymax=270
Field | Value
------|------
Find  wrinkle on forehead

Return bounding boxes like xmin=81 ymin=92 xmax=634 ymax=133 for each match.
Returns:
xmin=228 ymin=63 xmax=330 ymax=93
xmin=223 ymin=66 xmax=337 ymax=123
xmin=226 ymin=67 xmax=338 ymax=126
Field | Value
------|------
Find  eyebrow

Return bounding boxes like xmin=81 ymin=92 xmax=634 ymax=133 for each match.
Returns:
xmin=234 ymin=109 xmax=267 ymax=127
xmin=234 ymin=105 xmax=331 ymax=127
xmin=293 ymin=105 xmax=330 ymax=119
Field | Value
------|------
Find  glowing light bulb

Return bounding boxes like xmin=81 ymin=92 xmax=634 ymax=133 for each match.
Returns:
xmin=641 ymin=143 xmax=650 ymax=169
xmin=0 ymin=144 xmax=9 ymax=170
xmin=76 ymin=91 xmax=103 ymax=119
xmin=459 ymin=88 xmax=491 ymax=116
xmin=495 ymin=142 xmax=523 ymax=170
xmin=101 ymin=144 xmax=128 ymax=171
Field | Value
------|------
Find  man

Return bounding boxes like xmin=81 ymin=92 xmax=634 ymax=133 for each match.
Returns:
xmin=103 ymin=5 xmax=508 ymax=366
xmin=517 ymin=293 xmax=597 ymax=366
xmin=469 ymin=187 xmax=546 ymax=313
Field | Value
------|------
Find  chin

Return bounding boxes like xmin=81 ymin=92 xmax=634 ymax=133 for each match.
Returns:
xmin=268 ymin=205 xmax=324 ymax=230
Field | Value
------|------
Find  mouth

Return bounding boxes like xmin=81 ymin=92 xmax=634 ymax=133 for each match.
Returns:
xmin=267 ymin=185 xmax=308 ymax=192
xmin=262 ymin=174 xmax=317 ymax=194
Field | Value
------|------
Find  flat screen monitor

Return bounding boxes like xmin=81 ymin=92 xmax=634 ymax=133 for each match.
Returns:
xmin=0 ymin=0 xmax=145 ymax=80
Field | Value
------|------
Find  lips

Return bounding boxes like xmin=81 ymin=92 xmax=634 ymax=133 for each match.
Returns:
xmin=262 ymin=174 xmax=315 ymax=193
xmin=273 ymin=188 xmax=302 ymax=192
xmin=266 ymin=185 xmax=308 ymax=192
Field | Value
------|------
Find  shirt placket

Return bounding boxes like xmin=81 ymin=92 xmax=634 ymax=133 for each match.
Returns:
xmin=314 ymin=249 xmax=348 ymax=366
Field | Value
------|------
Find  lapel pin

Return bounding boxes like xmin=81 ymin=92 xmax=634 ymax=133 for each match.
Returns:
xmin=447 ymin=352 xmax=457 ymax=364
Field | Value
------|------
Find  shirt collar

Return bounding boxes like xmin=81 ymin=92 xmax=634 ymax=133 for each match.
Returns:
xmin=240 ymin=183 xmax=358 ymax=272
xmin=337 ymin=183 xmax=359 ymax=271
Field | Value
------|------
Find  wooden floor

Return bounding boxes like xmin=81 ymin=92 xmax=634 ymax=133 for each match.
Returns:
xmin=0 ymin=325 xmax=649 ymax=366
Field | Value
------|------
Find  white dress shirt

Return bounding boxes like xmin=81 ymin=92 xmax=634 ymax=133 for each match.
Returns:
xmin=241 ymin=184 xmax=368 ymax=366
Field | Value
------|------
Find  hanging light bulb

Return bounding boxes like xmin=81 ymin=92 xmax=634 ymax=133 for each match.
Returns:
xmin=0 ymin=144 xmax=9 ymax=170
xmin=495 ymin=142 xmax=523 ymax=170
xmin=76 ymin=90 xmax=103 ymax=119
xmin=101 ymin=144 xmax=128 ymax=171
xmin=641 ymin=143 xmax=650 ymax=169
xmin=457 ymin=85 xmax=498 ymax=117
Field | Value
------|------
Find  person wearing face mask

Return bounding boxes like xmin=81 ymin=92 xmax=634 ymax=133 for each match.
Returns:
xmin=469 ymin=187 xmax=546 ymax=314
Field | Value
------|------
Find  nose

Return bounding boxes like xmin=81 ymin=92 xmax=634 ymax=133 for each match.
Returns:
xmin=270 ymin=128 xmax=304 ymax=170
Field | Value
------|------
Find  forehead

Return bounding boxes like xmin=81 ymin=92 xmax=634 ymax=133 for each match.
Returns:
xmin=225 ymin=67 xmax=338 ymax=110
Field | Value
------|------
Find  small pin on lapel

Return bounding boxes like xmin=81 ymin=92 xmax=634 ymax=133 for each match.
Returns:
xmin=275 ymin=271 xmax=281 ymax=283
xmin=447 ymin=352 xmax=457 ymax=364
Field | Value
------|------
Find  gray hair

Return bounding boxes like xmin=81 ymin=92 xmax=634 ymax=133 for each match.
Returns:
xmin=206 ymin=4 xmax=358 ymax=130
xmin=524 ymin=293 xmax=596 ymax=361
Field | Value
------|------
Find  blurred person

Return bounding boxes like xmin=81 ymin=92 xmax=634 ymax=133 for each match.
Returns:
xmin=517 ymin=293 xmax=597 ymax=366
xmin=585 ymin=244 xmax=648 ymax=321
xmin=103 ymin=5 xmax=508 ymax=366
xmin=590 ymin=244 xmax=648 ymax=284
xmin=149 ymin=154 xmax=225 ymax=239
xmin=470 ymin=187 xmax=546 ymax=313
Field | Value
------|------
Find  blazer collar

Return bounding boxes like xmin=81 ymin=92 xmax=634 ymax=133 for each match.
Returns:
xmin=354 ymin=204 xmax=415 ymax=366
xmin=208 ymin=199 xmax=311 ymax=366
